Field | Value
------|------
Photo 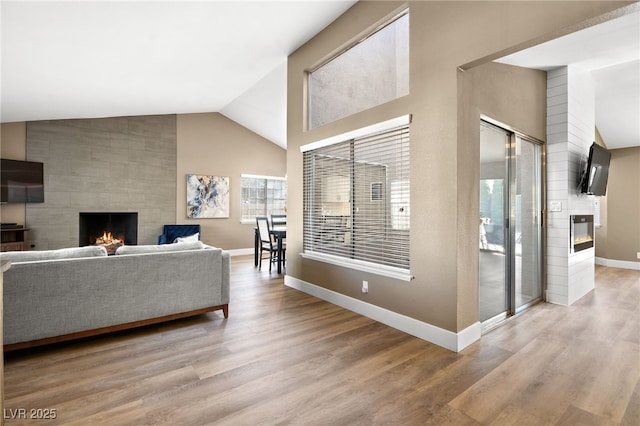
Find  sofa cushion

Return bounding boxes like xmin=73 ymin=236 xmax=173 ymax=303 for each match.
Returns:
xmin=0 ymin=245 xmax=108 ymax=263
xmin=115 ymin=240 xmax=205 ymax=255
xmin=174 ymin=232 xmax=199 ymax=243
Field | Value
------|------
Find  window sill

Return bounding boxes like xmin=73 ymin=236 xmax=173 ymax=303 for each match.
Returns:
xmin=300 ymin=251 xmax=413 ymax=282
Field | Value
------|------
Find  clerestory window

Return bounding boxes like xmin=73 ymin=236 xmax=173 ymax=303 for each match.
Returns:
xmin=308 ymin=11 xmax=409 ymax=129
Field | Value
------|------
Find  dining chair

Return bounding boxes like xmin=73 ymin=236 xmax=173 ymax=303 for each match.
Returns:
xmin=270 ymin=214 xmax=287 ymax=227
xmin=256 ymin=216 xmax=284 ymax=271
xmin=270 ymin=214 xmax=287 ymax=271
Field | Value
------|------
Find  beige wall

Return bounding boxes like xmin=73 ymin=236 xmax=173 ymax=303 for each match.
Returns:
xmin=1 ymin=115 xmax=286 ymax=251
xmin=177 ymin=113 xmax=286 ymax=250
xmin=458 ymin=61 xmax=547 ymax=327
xmin=595 ymin=147 xmax=640 ymax=262
xmin=594 ymin=127 xmax=608 ymax=255
xmin=0 ymin=122 xmax=27 ymax=225
xmin=287 ymin=1 xmax=631 ymax=334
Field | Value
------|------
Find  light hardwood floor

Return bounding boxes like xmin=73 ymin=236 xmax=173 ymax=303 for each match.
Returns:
xmin=3 ymin=257 xmax=639 ymax=425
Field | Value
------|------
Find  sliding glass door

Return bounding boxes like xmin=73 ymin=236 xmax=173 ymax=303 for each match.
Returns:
xmin=479 ymin=119 xmax=543 ymax=328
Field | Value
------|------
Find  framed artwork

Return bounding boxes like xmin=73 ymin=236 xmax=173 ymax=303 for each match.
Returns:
xmin=186 ymin=174 xmax=230 ymax=218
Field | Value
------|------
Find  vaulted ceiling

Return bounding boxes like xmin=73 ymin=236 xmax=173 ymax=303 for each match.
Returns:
xmin=2 ymin=2 xmax=638 ymax=150
xmin=1 ymin=1 xmax=357 ymax=148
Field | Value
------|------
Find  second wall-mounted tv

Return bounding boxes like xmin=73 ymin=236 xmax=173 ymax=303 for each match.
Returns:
xmin=0 ymin=158 xmax=45 ymax=203
xmin=580 ymin=142 xmax=611 ymax=196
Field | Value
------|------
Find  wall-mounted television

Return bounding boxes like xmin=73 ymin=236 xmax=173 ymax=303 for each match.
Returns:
xmin=580 ymin=142 xmax=611 ymax=196
xmin=1 ymin=158 xmax=45 ymax=203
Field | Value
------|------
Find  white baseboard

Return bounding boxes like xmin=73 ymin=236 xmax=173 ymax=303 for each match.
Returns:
xmin=284 ymin=275 xmax=481 ymax=352
xmin=227 ymin=248 xmax=254 ymax=257
xmin=546 ymin=293 xmax=568 ymax=306
xmin=595 ymin=257 xmax=640 ymax=271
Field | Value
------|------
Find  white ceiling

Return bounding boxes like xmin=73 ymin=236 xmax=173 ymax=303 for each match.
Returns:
xmin=1 ymin=0 xmax=357 ymax=148
xmin=1 ymin=2 xmax=638 ymax=150
xmin=496 ymin=9 xmax=640 ymax=150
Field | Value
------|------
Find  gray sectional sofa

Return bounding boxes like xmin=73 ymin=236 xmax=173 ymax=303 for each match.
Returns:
xmin=1 ymin=241 xmax=230 ymax=350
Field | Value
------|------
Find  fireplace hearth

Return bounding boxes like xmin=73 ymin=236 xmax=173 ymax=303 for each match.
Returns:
xmin=79 ymin=212 xmax=138 ymax=254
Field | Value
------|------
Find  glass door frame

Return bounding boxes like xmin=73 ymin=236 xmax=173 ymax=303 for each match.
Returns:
xmin=480 ymin=116 xmax=546 ymax=331
xmin=510 ymin=132 xmax=545 ymax=316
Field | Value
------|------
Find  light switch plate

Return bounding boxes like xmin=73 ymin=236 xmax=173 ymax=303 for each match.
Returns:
xmin=549 ymin=201 xmax=562 ymax=212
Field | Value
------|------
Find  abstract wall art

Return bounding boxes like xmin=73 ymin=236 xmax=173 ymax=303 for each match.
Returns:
xmin=186 ymin=174 xmax=230 ymax=218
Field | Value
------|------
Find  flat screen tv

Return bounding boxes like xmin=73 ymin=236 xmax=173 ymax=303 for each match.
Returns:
xmin=1 ymin=158 xmax=45 ymax=203
xmin=580 ymin=142 xmax=611 ymax=196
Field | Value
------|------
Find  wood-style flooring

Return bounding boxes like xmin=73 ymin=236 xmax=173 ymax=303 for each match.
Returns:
xmin=4 ymin=257 xmax=639 ymax=425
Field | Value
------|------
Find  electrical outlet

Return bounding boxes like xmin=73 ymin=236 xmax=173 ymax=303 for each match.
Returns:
xmin=637 ymin=252 xmax=640 ymax=260
xmin=362 ymin=280 xmax=368 ymax=294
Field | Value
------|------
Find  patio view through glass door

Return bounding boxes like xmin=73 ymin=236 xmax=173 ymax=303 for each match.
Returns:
xmin=479 ymin=119 xmax=543 ymax=330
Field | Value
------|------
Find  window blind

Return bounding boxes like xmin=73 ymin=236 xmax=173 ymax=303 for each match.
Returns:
xmin=302 ymin=122 xmax=410 ymax=277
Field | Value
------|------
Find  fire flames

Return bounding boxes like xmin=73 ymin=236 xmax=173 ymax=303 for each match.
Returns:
xmin=574 ymin=235 xmax=593 ymax=244
xmin=95 ymin=231 xmax=124 ymax=254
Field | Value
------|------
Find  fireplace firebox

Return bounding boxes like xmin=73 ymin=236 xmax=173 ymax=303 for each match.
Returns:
xmin=79 ymin=212 xmax=138 ymax=254
xmin=570 ymin=214 xmax=594 ymax=253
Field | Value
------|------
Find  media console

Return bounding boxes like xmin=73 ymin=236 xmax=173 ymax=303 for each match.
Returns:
xmin=0 ymin=225 xmax=29 ymax=252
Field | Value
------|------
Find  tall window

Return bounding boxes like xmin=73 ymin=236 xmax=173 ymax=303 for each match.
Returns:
xmin=308 ymin=11 xmax=409 ymax=129
xmin=241 ymin=175 xmax=287 ymax=223
xmin=301 ymin=116 xmax=411 ymax=280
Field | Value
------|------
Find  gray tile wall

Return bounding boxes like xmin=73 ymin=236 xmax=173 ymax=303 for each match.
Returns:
xmin=26 ymin=115 xmax=177 ymax=250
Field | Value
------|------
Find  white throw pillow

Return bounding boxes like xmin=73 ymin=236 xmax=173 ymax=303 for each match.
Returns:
xmin=174 ymin=232 xmax=199 ymax=243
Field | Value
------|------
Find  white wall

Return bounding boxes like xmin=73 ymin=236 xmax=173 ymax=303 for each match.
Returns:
xmin=546 ymin=66 xmax=596 ymax=305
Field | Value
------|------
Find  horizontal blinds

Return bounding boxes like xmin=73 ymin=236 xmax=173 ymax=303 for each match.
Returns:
xmin=303 ymin=123 xmax=410 ymax=271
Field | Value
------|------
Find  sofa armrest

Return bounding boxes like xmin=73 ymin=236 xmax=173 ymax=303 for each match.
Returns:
xmin=221 ymin=250 xmax=230 ymax=304
xmin=202 ymin=244 xmax=230 ymax=304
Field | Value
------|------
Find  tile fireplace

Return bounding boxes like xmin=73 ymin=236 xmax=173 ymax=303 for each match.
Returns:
xmin=79 ymin=212 xmax=138 ymax=254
